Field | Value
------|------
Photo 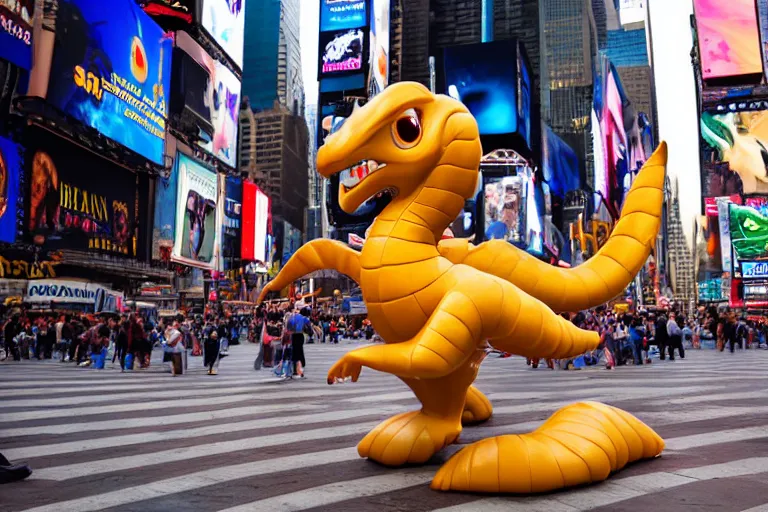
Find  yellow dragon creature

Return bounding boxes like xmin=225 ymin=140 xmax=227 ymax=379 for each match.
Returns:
xmin=258 ymin=82 xmax=666 ymax=494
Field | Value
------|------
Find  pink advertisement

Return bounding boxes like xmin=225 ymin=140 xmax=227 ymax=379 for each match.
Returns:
xmin=694 ymin=0 xmax=763 ymax=82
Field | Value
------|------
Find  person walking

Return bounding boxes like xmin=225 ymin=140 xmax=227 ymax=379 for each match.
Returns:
xmin=203 ymin=329 xmax=220 ymax=375
xmin=666 ymin=312 xmax=684 ymax=360
xmin=655 ymin=314 xmax=669 ymax=360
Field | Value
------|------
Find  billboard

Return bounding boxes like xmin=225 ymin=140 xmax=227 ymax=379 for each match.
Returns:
xmin=201 ymin=0 xmax=246 ymax=69
xmin=0 ymin=0 xmax=34 ymax=69
xmin=281 ymin=220 xmax=302 ymax=266
xmin=693 ymin=0 xmax=762 ymax=83
xmin=729 ymin=203 xmax=768 ymax=261
xmin=47 ymin=0 xmax=172 ymax=166
xmin=142 ymin=0 xmax=195 ymax=23
xmin=444 ymin=41 xmax=519 ymax=136
xmin=368 ymin=0 xmax=389 ymax=96
xmin=483 ymin=175 xmax=525 ymax=244
xmin=742 ymin=261 xmax=768 ymax=279
xmin=701 ymin=111 xmax=768 ymax=196
xmin=26 ymin=279 xmax=123 ymax=311
xmin=175 ymin=32 xmax=240 ymax=168
xmin=241 ymin=180 xmax=269 ymax=262
xmin=320 ymin=28 xmax=365 ymax=76
xmin=172 ymin=153 xmax=219 ymax=269
xmin=517 ymin=51 xmax=532 ymax=149
xmin=618 ymin=0 xmax=645 ymax=26
xmin=320 ymin=0 xmax=367 ymax=32
xmin=220 ymin=175 xmax=242 ymax=270
xmin=152 ymin=160 xmax=179 ymax=260
xmin=27 ymin=143 xmax=138 ymax=256
xmin=0 ymin=135 xmax=21 ymax=244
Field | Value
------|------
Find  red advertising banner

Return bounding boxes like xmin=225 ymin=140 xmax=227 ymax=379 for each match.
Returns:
xmin=241 ymin=181 xmax=270 ymax=262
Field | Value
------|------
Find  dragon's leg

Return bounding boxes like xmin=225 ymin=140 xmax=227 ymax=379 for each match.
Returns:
xmin=431 ymin=402 xmax=664 ymax=493
xmin=462 ymin=385 xmax=492 ymax=425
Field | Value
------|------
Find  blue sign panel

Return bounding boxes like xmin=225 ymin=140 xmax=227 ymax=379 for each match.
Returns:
xmin=0 ymin=1 xmax=34 ymax=69
xmin=320 ymin=0 xmax=367 ymax=32
xmin=742 ymin=261 xmax=768 ymax=279
xmin=47 ymin=0 xmax=172 ymax=165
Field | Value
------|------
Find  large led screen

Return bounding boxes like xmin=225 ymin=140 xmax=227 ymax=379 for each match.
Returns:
xmin=202 ymin=0 xmax=246 ymax=69
xmin=176 ymin=32 xmax=240 ymax=168
xmin=694 ymin=0 xmax=762 ymax=82
xmin=0 ymin=135 xmax=21 ymax=244
xmin=48 ymin=0 xmax=172 ymax=166
xmin=321 ymin=0 xmax=366 ymax=32
xmin=27 ymin=140 xmax=138 ymax=256
xmin=701 ymin=111 xmax=768 ymax=195
xmin=0 ymin=0 xmax=34 ymax=69
xmin=152 ymin=158 xmax=179 ymax=260
xmin=173 ymin=153 xmax=219 ymax=269
xmin=220 ymin=175 xmax=242 ymax=270
xmin=368 ymin=0 xmax=389 ymax=96
xmin=444 ymin=41 xmax=518 ymax=136
xmin=241 ymin=181 xmax=269 ymax=262
xmin=484 ymin=176 xmax=525 ymax=244
xmin=281 ymin=220 xmax=302 ymax=266
xmin=729 ymin=203 xmax=768 ymax=261
xmin=518 ymin=52 xmax=532 ymax=148
xmin=320 ymin=29 xmax=365 ymax=76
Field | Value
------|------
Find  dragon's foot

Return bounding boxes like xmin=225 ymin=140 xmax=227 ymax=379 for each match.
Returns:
xmin=431 ymin=402 xmax=664 ymax=493
xmin=462 ymin=385 xmax=492 ymax=425
xmin=358 ymin=411 xmax=461 ymax=466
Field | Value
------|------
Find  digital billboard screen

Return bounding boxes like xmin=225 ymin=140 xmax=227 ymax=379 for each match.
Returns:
xmin=729 ymin=202 xmax=768 ymax=261
xmin=517 ymin=50 xmax=532 ymax=148
xmin=201 ymin=0 xmax=246 ymax=69
xmin=444 ymin=41 xmax=518 ymax=136
xmin=368 ymin=0 xmax=389 ymax=96
xmin=241 ymin=181 xmax=269 ymax=263
xmin=48 ymin=0 xmax=172 ymax=166
xmin=483 ymin=175 xmax=525 ymax=244
xmin=694 ymin=0 xmax=762 ymax=83
xmin=701 ymin=111 xmax=768 ymax=196
xmin=320 ymin=0 xmax=366 ymax=32
xmin=175 ymin=32 xmax=241 ymax=168
xmin=173 ymin=153 xmax=219 ymax=269
xmin=0 ymin=134 xmax=21 ymax=244
xmin=320 ymin=29 xmax=365 ymax=76
xmin=27 ymin=139 xmax=139 ymax=257
xmin=0 ymin=0 xmax=34 ymax=69
xmin=142 ymin=0 xmax=195 ymax=22
xmin=152 ymin=157 xmax=179 ymax=260
xmin=220 ymin=175 xmax=242 ymax=270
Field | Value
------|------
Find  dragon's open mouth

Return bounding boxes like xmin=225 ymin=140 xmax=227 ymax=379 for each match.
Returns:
xmin=340 ymin=160 xmax=387 ymax=189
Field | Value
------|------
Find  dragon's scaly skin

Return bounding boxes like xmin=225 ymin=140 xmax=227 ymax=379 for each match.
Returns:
xmin=259 ymin=83 xmax=666 ymax=494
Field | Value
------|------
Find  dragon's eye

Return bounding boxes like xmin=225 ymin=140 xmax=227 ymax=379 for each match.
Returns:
xmin=392 ymin=108 xmax=422 ymax=149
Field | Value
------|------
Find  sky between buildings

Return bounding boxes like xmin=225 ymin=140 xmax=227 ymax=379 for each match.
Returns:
xmin=300 ymin=1 xmax=320 ymax=108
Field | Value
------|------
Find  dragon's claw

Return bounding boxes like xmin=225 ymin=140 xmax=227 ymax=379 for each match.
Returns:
xmin=327 ymin=353 xmax=362 ymax=384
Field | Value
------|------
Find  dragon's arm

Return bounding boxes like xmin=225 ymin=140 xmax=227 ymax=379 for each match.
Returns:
xmin=439 ymin=142 xmax=668 ymax=313
xmin=257 ymin=240 xmax=360 ymax=302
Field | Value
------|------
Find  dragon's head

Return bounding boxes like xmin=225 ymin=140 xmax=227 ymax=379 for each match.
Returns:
xmin=317 ymin=82 xmax=481 ymax=214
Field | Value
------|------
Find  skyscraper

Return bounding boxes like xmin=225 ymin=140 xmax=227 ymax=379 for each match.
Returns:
xmin=242 ymin=0 xmax=304 ymax=114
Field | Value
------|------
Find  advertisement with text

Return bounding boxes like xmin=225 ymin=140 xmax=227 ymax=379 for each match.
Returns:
xmin=319 ymin=29 xmax=365 ymax=77
xmin=320 ymin=0 xmax=366 ymax=32
xmin=0 ymin=0 xmax=34 ymax=69
xmin=27 ymin=139 xmax=138 ymax=257
xmin=47 ymin=0 xmax=172 ymax=165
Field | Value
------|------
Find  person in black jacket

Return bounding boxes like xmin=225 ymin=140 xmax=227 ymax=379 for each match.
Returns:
xmin=655 ymin=314 xmax=668 ymax=360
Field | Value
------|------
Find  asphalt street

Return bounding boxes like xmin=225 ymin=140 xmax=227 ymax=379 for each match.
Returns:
xmin=2 ymin=342 xmax=768 ymax=511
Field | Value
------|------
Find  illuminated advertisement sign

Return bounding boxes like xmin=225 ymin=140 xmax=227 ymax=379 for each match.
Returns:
xmin=152 ymin=158 xmax=178 ymax=260
xmin=173 ymin=153 xmax=219 ymax=269
xmin=368 ymin=0 xmax=389 ymax=96
xmin=27 ymin=141 xmax=139 ymax=257
xmin=175 ymin=32 xmax=240 ymax=168
xmin=742 ymin=261 xmax=768 ymax=279
xmin=444 ymin=41 xmax=519 ymax=136
xmin=242 ymin=181 xmax=269 ymax=262
xmin=483 ymin=175 xmax=525 ymax=244
xmin=0 ymin=135 xmax=21 ymax=244
xmin=618 ymin=0 xmax=645 ymax=27
xmin=281 ymin=220 xmax=302 ymax=266
xmin=48 ymin=0 xmax=172 ymax=166
xmin=320 ymin=29 xmax=365 ymax=76
xmin=729 ymin=203 xmax=768 ymax=261
xmin=26 ymin=279 xmax=124 ymax=312
xmin=0 ymin=0 xmax=34 ymax=69
xmin=320 ymin=0 xmax=366 ymax=32
xmin=220 ymin=175 xmax=242 ymax=269
xmin=701 ymin=111 xmax=768 ymax=196
xmin=202 ymin=0 xmax=246 ymax=69
xmin=694 ymin=0 xmax=762 ymax=83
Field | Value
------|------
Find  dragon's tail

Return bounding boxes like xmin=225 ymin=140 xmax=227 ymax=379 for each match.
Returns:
xmin=431 ymin=402 xmax=664 ymax=494
xmin=451 ymin=141 xmax=667 ymax=313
